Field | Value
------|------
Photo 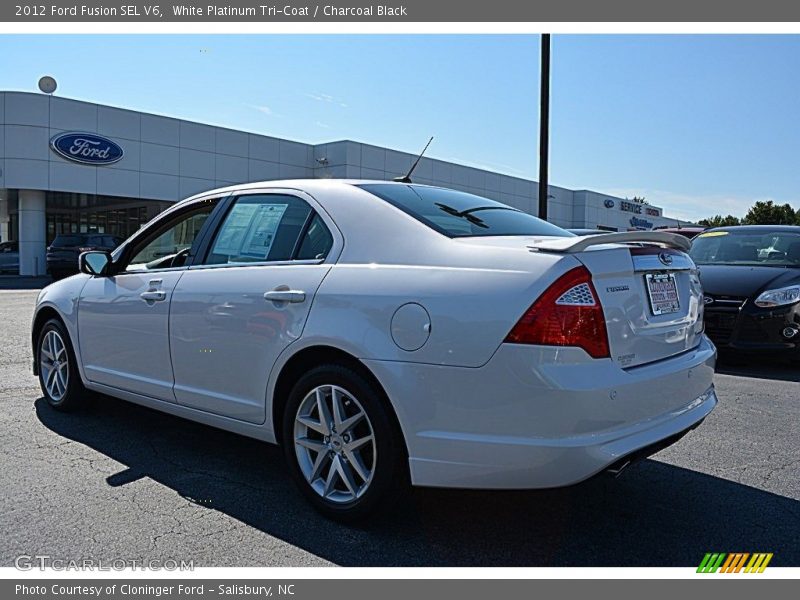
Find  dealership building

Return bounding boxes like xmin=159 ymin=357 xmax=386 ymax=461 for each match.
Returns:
xmin=0 ymin=90 xmax=686 ymax=275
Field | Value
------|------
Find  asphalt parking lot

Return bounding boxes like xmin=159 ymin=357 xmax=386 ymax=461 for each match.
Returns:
xmin=1 ymin=287 xmax=798 ymax=567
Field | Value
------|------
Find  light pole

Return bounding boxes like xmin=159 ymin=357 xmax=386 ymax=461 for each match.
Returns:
xmin=538 ymin=34 xmax=551 ymax=221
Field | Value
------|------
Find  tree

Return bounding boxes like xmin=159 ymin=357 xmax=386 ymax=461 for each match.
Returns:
xmin=743 ymin=200 xmax=798 ymax=225
xmin=698 ymin=215 xmax=741 ymax=228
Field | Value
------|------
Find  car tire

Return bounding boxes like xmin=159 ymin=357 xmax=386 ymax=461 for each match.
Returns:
xmin=281 ymin=363 xmax=407 ymax=522
xmin=37 ymin=319 xmax=88 ymax=412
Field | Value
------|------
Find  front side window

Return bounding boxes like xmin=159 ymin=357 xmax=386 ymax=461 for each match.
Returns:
xmin=357 ymin=183 xmax=572 ymax=238
xmin=125 ymin=203 xmax=215 ymax=272
xmin=206 ymin=194 xmax=328 ymax=265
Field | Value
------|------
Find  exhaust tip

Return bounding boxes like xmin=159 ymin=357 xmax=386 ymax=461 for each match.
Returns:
xmin=603 ymin=421 xmax=703 ymax=481
xmin=605 ymin=460 xmax=632 ymax=478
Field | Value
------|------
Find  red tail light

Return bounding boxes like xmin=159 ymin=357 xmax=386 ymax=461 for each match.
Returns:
xmin=504 ymin=266 xmax=610 ymax=358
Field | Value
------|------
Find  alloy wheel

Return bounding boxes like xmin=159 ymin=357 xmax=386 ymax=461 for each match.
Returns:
xmin=293 ymin=384 xmax=377 ymax=504
xmin=40 ymin=330 xmax=69 ymax=402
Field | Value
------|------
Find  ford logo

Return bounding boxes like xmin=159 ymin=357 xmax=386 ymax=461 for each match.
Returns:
xmin=658 ymin=251 xmax=674 ymax=266
xmin=50 ymin=132 xmax=123 ymax=166
xmin=604 ymin=199 xmax=615 ymax=208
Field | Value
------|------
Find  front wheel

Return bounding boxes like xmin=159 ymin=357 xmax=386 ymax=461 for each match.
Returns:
xmin=37 ymin=319 xmax=87 ymax=411
xmin=282 ymin=364 xmax=406 ymax=521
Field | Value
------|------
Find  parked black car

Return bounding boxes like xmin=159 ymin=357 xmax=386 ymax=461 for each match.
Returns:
xmin=689 ymin=225 xmax=800 ymax=359
xmin=652 ymin=226 xmax=706 ymax=239
xmin=47 ymin=233 xmax=122 ymax=280
xmin=0 ymin=241 xmax=19 ymax=273
xmin=567 ymin=228 xmax=608 ymax=236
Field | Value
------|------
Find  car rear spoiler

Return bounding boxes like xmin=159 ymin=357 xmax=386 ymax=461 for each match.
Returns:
xmin=529 ymin=231 xmax=691 ymax=254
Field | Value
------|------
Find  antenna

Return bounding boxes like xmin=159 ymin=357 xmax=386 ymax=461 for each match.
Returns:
xmin=38 ymin=76 xmax=57 ymax=95
xmin=393 ymin=136 xmax=434 ymax=184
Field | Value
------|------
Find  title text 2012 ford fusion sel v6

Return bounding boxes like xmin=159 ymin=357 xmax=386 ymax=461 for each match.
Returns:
xmin=32 ymin=180 xmax=717 ymax=519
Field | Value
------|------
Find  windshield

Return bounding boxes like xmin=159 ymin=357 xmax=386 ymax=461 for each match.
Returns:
xmin=357 ymin=184 xmax=572 ymax=238
xmin=690 ymin=230 xmax=800 ymax=267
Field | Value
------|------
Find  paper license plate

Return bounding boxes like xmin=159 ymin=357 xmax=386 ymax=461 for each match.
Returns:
xmin=645 ymin=272 xmax=680 ymax=315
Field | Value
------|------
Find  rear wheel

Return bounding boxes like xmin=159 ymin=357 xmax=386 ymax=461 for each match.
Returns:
xmin=282 ymin=364 xmax=406 ymax=521
xmin=37 ymin=319 xmax=87 ymax=411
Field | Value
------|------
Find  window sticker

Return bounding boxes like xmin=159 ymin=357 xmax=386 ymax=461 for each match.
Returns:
xmin=240 ymin=203 xmax=289 ymax=259
xmin=212 ymin=204 xmax=259 ymax=256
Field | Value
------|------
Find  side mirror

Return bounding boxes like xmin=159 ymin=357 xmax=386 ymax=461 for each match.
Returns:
xmin=79 ymin=251 xmax=112 ymax=277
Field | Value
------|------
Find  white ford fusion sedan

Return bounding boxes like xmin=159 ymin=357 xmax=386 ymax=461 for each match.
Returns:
xmin=32 ymin=180 xmax=717 ymax=520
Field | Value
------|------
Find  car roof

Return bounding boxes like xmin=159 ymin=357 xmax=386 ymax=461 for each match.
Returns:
xmin=54 ymin=232 xmax=108 ymax=237
xmin=704 ymin=225 xmax=800 ymax=233
xmin=656 ymin=226 xmax=705 ymax=232
xmin=567 ymin=228 xmax=607 ymax=235
xmin=176 ymin=179 xmax=426 ymax=206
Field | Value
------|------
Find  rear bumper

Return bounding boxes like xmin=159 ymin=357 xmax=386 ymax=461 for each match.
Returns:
xmin=363 ymin=335 xmax=717 ymax=489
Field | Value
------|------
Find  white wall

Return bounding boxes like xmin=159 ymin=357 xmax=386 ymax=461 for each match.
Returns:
xmin=0 ymin=91 xmax=684 ymax=234
xmin=0 ymin=91 xmax=312 ymax=202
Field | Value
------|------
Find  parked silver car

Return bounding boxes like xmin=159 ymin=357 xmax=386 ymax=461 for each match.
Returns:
xmin=32 ymin=180 xmax=717 ymax=520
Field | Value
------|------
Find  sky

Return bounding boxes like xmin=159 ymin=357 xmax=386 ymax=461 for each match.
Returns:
xmin=1 ymin=34 xmax=799 ymax=222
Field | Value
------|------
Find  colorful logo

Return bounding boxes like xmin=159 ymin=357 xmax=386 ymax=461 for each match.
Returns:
xmin=697 ymin=552 xmax=773 ymax=573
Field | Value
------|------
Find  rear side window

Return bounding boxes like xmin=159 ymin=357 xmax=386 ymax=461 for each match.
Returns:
xmin=296 ymin=214 xmax=334 ymax=260
xmin=206 ymin=194 xmax=319 ymax=265
xmin=357 ymin=183 xmax=572 ymax=238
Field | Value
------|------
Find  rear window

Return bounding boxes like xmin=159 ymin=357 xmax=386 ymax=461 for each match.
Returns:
xmin=51 ymin=234 xmax=120 ymax=248
xmin=357 ymin=184 xmax=572 ymax=238
xmin=52 ymin=235 xmax=85 ymax=247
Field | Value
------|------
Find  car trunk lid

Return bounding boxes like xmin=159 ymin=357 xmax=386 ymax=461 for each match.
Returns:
xmin=529 ymin=232 xmax=704 ymax=368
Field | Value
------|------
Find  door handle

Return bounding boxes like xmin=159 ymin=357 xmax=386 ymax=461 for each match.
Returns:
xmin=263 ymin=289 xmax=306 ymax=304
xmin=140 ymin=290 xmax=167 ymax=302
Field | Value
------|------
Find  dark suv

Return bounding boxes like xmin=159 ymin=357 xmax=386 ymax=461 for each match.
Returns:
xmin=47 ymin=234 xmax=122 ymax=280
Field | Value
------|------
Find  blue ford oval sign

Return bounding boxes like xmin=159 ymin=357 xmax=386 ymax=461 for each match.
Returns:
xmin=50 ymin=132 xmax=124 ymax=166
